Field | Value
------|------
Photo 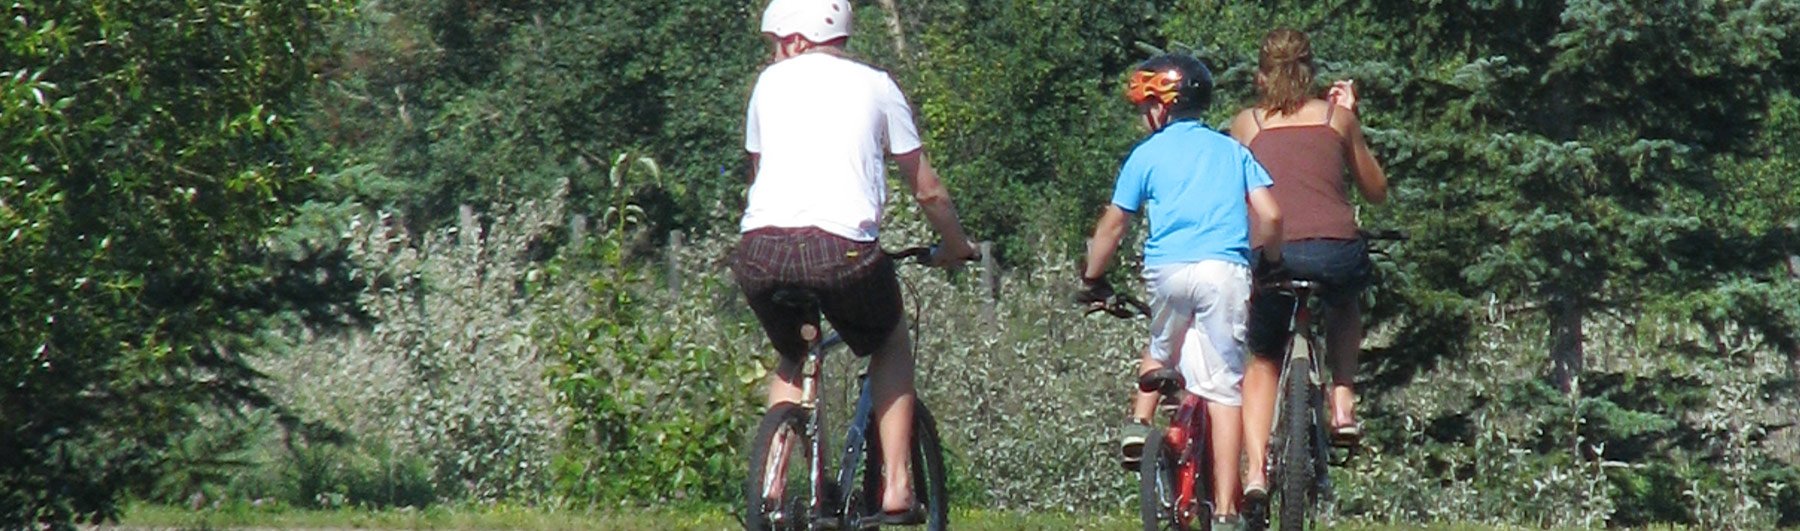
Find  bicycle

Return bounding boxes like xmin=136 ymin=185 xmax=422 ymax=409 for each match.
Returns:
xmin=1251 ymin=229 xmax=1406 ymax=531
xmin=743 ymin=246 xmax=962 ymax=531
xmin=1089 ymin=293 xmax=1224 ymax=531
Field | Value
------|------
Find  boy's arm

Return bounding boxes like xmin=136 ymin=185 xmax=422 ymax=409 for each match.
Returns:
xmin=1082 ymin=205 xmax=1131 ymax=280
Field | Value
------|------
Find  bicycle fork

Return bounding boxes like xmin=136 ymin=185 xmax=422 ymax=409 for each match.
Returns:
xmin=1168 ymin=395 xmax=1213 ymax=523
xmin=799 ymin=327 xmax=828 ymax=525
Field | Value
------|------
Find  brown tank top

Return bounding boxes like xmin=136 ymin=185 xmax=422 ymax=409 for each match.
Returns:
xmin=1247 ymin=108 xmax=1358 ymax=241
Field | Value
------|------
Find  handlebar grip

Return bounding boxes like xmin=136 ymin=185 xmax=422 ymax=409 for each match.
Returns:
xmin=888 ymin=243 xmax=985 ymax=264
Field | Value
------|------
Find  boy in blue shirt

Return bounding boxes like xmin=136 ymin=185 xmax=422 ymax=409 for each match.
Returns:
xmin=1077 ymin=54 xmax=1285 ymax=528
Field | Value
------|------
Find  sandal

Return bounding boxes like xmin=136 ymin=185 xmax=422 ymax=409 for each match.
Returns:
xmin=1243 ymin=481 xmax=1269 ymax=502
xmin=1329 ymin=421 xmax=1363 ymax=448
xmin=855 ymin=504 xmax=926 ymax=528
xmin=1242 ymin=483 xmax=1270 ymax=528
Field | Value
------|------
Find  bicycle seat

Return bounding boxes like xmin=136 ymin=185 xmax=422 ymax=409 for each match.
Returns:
xmin=1137 ymin=368 xmax=1185 ymax=397
xmin=768 ymin=289 xmax=827 ymax=343
xmin=768 ymin=288 xmax=822 ymax=311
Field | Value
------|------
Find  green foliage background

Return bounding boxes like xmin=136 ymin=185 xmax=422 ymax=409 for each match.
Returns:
xmin=4 ymin=0 xmax=1799 ymax=528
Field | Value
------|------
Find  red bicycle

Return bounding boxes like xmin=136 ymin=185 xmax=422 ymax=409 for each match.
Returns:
xmin=1092 ymin=295 xmax=1222 ymax=531
xmin=1140 ymin=366 xmax=1220 ymax=531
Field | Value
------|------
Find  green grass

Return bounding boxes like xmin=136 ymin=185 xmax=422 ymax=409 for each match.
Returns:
xmin=114 ymin=502 xmax=705 ymax=530
xmin=113 ymin=504 xmax=1695 ymax=530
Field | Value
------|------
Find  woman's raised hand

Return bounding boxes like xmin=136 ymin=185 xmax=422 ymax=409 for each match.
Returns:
xmin=1328 ymin=79 xmax=1359 ymax=113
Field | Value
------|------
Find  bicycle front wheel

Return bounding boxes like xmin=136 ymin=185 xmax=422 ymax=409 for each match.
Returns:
xmin=1276 ymin=342 xmax=1318 ymax=531
xmin=859 ymin=401 xmax=950 ymax=530
xmin=746 ymin=402 xmax=811 ymax=531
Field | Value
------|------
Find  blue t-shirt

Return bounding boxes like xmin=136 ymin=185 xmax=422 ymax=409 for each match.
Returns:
xmin=1110 ymin=119 xmax=1274 ymax=267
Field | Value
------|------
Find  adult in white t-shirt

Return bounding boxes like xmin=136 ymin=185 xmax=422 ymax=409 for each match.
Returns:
xmin=732 ymin=0 xmax=975 ymax=526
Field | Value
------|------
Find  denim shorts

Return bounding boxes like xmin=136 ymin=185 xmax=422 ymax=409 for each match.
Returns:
xmin=1246 ymin=238 xmax=1372 ymax=357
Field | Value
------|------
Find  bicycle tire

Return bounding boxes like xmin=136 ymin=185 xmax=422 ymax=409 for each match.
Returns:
xmin=858 ymin=401 xmax=951 ymax=531
xmin=1139 ymin=427 xmax=1190 ymax=531
xmin=746 ymin=402 xmax=809 ymax=531
xmin=914 ymin=403 xmax=950 ymax=530
xmin=1276 ymin=341 xmax=1316 ymax=531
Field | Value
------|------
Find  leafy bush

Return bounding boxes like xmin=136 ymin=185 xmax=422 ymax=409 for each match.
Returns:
xmin=254 ymin=194 xmax=571 ymax=506
xmin=537 ymin=231 xmax=762 ymax=505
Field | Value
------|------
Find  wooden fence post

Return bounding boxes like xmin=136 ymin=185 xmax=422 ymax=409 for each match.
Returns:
xmin=569 ymin=214 xmax=587 ymax=247
xmin=458 ymin=204 xmax=479 ymax=246
xmin=668 ymin=232 xmax=684 ymax=300
xmin=980 ymin=241 xmax=998 ymax=327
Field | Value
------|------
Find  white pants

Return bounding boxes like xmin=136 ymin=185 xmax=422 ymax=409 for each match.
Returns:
xmin=1144 ymin=260 xmax=1251 ymax=406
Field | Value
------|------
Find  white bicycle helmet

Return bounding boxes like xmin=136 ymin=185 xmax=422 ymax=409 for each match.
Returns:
xmin=760 ymin=0 xmax=852 ymax=43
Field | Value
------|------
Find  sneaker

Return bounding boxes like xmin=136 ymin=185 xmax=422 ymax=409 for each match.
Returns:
xmin=1119 ymin=419 xmax=1151 ymax=469
xmin=1212 ymin=514 xmax=1246 ymax=531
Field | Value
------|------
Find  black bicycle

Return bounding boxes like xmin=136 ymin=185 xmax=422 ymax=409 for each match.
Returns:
xmin=1254 ymin=230 xmax=1405 ymax=531
xmin=744 ymin=246 xmax=958 ymax=531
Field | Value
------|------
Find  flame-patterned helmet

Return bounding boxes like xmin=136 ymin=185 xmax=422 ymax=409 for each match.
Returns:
xmin=1125 ymin=54 xmax=1214 ymax=114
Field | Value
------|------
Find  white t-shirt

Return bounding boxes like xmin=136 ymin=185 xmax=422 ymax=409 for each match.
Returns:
xmin=742 ymin=53 xmax=922 ymax=241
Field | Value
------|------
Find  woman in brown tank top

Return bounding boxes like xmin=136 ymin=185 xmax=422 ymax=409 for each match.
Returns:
xmin=1227 ymin=28 xmax=1388 ymax=501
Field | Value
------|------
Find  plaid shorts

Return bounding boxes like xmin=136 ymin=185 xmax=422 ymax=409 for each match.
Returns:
xmin=730 ymin=227 xmax=903 ymax=360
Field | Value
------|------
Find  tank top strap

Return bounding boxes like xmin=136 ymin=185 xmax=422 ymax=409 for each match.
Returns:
xmin=1252 ymin=108 xmax=1266 ymax=130
xmin=1323 ymin=100 xmax=1336 ymax=126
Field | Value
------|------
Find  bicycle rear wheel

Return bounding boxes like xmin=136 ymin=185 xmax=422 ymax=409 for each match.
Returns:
xmin=1138 ymin=428 xmax=1191 ymax=531
xmin=1275 ymin=342 xmax=1318 ymax=531
xmin=859 ymin=401 xmax=950 ymax=530
xmin=746 ymin=403 xmax=811 ymax=531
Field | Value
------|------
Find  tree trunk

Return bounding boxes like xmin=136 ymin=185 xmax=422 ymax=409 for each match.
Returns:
xmin=1549 ymin=296 xmax=1584 ymax=396
xmin=876 ymin=0 xmax=909 ymax=61
xmin=1789 ymin=254 xmax=1799 ymax=378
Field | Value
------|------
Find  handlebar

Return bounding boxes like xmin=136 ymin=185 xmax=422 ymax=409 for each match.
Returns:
xmin=887 ymin=244 xmax=983 ymax=265
xmin=1359 ymin=228 xmax=1409 ymax=241
xmin=1086 ymin=292 xmax=1150 ymax=319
